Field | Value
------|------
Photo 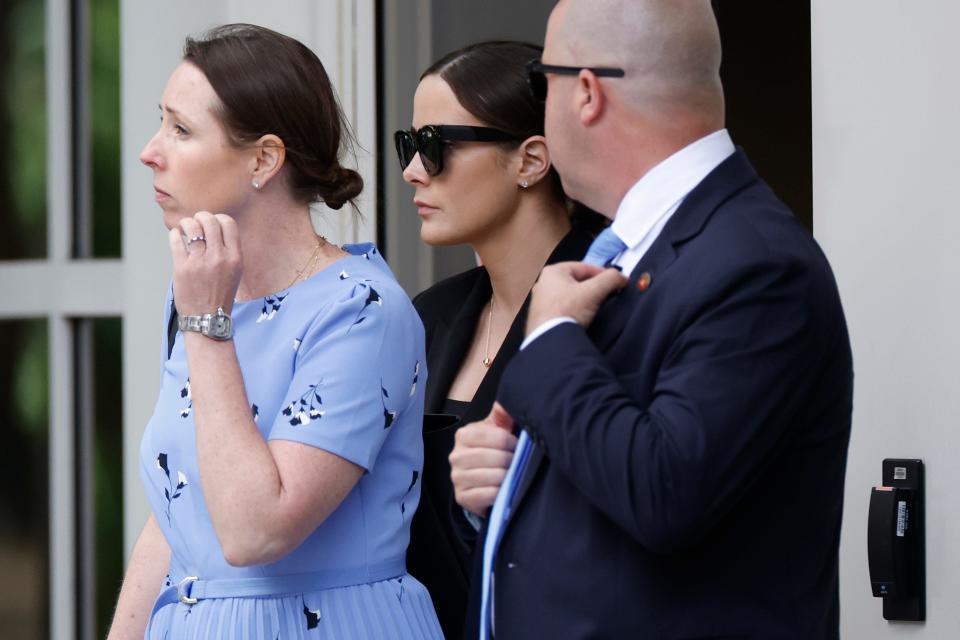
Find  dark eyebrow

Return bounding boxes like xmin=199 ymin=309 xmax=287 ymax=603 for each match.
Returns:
xmin=159 ymin=104 xmax=186 ymax=119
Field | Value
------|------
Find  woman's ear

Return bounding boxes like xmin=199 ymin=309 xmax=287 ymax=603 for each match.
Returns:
xmin=250 ymin=134 xmax=286 ymax=190
xmin=516 ymin=135 xmax=552 ymax=189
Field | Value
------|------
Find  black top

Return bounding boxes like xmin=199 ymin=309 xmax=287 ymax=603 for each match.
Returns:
xmin=440 ymin=398 xmax=470 ymax=427
xmin=406 ymin=227 xmax=596 ymax=639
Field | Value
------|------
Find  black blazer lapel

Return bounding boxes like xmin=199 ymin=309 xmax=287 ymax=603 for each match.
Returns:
xmin=422 ymin=271 xmax=492 ymax=416
xmin=460 ymin=228 xmax=595 ymax=423
xmin=497 ymin=229 xmax=597 ymax=513
xmin=425 ymin=228 xmax=596 ymax=423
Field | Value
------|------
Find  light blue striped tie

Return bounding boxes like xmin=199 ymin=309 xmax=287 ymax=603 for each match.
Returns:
xmin=582 ymin=226 xmax=628 ymax=267
xmin=479 ymin=225 xmax=626 ymax=638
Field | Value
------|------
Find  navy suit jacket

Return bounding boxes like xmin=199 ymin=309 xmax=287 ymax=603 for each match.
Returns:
xmin=485 ymin=150 xmax=853 ymax=639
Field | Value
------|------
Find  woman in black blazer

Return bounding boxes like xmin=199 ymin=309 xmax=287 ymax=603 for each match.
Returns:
xmin=394 ymin=41 xmax=602 ymax=638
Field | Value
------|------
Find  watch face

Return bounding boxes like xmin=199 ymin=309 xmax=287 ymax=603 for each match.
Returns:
xmin=208 ymin=314 xmax=233 ymax=339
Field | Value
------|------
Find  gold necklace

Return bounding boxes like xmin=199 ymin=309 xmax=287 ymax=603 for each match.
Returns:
xmin=482 ymin=296 xmax=494 ymax=368
xmin=285 ymin=237 xmax=325 ymax=290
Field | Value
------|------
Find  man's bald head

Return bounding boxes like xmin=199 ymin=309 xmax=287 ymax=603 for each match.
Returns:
xmin=555 ymin=0 xmax=724 ymax=124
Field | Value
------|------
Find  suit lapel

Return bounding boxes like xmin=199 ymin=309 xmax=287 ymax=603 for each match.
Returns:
xmin=506 ymin=149 xmax=761 ymax=521
xmin=591 ymin=149 xmax=760 ymax=352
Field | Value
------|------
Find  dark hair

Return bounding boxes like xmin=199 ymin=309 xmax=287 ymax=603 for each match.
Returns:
xmin=183 ymin=24 xmax=362 ymax=210
xmin=423 ymin=40 xmax=605 ymax=233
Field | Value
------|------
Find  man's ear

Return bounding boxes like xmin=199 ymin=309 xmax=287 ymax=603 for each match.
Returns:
xmin=577 ymin=69 xmax=605 ymax=126
xmin=250 ymin=134 xmax=286 ymax=189
xmin=516 ymin=135 xmax=552 ymax=188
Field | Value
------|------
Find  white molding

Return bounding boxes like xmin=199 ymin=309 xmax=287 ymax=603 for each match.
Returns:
xmin=46 ymin=0 xmax=75 ymax=637
xmin=382 ymin=0 xmax=436 ymax=295
xmin=48 ymin=314 xmax=75 ymax=640
xmin=0 ymin=262 xmax=124 ymax=317
xmin=350 ymin=0 xmax=378 ymax=244
xmin=305 ymin=0 xmax=377 ymax=245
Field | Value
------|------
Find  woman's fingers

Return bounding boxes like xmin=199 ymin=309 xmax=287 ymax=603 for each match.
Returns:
xmin=193 ymin=211 xmax=224 ymax=256
xmin=177 ymin=216 xmax=207 ymax=256
xmin=215 ymin=214 xmax=242 ymax=263
xmin=170 ymin=212 xmax=243 ymax=315
xmin=168 ymin=227 xmax=188 ymax=263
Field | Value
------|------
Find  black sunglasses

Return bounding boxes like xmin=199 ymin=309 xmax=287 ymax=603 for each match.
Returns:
xmin=394 ymin=125 xmax=521 ymax=176
xmin=526 ymin=59 xmax=626 ymax=101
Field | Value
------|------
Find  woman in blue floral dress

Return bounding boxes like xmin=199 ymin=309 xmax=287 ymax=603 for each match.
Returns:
xmin=107 ymin=24 xmax=441 ymax=639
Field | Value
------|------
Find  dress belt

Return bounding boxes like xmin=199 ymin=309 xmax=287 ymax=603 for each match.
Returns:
xmin=150 ymin=556 xmax=406 ymax=618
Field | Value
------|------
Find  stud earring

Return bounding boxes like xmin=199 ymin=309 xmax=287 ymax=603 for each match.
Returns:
xmin=520 ymin=180 xmax=529 ymax=189
xmin=253 ymin=180 xmax=260 ymax=189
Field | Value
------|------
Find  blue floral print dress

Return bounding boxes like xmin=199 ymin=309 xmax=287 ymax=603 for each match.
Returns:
xmin=140 ymin=244 xmax=442 ymax=639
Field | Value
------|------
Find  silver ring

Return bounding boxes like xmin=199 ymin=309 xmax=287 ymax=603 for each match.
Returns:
xmin=185 ymin=235 xmax=206 ymax=246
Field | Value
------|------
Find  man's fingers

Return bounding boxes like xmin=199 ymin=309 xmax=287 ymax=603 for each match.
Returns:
xmin=566 ymin=261 xmax=608 ymax=281
xmin=541 ymin=261 xmax=605 ymax=283
xmin=489 ymin=402 xmax=514 ymax=430
xmin=449 ymin=445 xmax=514 ymax=472
xmin=583 ymin=267 xmax=628 ymax=299
xmin=454 ymin=420 xmax=518 ymax=451
xmin=450 ymin=466 xmax=509 ymax=491
xmin=455 ymin=486 xmax=500 ymax=515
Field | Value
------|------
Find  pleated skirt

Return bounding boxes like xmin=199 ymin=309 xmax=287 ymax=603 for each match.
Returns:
xmin=146 ymin=574 xmax=443 ymax=640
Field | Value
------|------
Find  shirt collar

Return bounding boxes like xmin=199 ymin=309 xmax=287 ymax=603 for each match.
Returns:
xmin=611 ymin=129 xmax=735 ymax=249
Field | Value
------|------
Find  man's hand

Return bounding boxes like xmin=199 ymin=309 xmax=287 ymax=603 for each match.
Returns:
xmin=450 ymin=402 xmax=517 ymax=517
xmin=525 ymin=262 xmax=628 ymax=335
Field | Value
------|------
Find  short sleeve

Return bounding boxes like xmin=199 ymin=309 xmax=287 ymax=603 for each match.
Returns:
xmin=268 ymin=278 xmax=422 ymax=471
xmin=159 ymin=283 xmax=175 ymax=376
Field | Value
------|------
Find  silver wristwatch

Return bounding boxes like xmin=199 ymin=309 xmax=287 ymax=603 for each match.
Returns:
xmin=177 ymin=306 xmax=234 ymax=341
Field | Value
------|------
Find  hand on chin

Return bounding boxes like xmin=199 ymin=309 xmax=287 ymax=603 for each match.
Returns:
xmin=168 ymin=211 xmax=244 ymax=317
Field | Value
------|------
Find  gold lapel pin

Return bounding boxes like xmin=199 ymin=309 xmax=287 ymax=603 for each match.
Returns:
xmin=636 ymin=271 xmax=652 ymax=292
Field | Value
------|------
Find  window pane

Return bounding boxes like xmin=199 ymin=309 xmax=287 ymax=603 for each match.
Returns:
xmin=0 ymin=319 xmax=50 ymax=639
xmin=0 ymin=0 xmax=47 ymax=260
xmin=93 ymin=317 xmax=123 ymax=638
xmin=90 ymin=0 xmax=121 ymax=257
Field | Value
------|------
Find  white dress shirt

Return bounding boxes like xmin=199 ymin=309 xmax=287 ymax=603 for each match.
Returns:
xmin=521 ymin=129 xmax=736 ymax=348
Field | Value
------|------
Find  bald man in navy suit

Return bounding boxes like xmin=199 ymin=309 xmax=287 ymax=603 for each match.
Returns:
xmin=448 ymin=1 xmax=853 ymax=638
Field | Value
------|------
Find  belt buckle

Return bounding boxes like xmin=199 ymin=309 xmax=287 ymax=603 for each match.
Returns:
xmin=177 ymin=576 xmax=199 ymax=605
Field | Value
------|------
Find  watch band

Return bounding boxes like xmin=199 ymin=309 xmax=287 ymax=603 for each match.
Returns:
xmin=177 ymin=306 xmax=233 ymax=341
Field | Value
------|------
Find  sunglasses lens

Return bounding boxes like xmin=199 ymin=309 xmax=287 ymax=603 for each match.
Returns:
xmin=394 ymin=131 xmax=417 ymax=170
xmin=417 ymin=127 xmax=442 ymax=176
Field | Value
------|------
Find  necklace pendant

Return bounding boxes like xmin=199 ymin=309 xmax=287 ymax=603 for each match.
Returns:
xmin=482 ymin=357 xmax=492 ymax=368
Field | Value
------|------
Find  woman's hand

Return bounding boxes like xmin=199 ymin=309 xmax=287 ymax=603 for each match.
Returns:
xmin=168 ymin=212 xmax=243 ymax=316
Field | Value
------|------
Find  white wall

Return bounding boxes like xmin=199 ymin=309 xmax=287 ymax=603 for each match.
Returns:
xmin=120 ymin=0 xmax=376 ymax=557
xmin=812 ymin=1 xmax=960 ymax=636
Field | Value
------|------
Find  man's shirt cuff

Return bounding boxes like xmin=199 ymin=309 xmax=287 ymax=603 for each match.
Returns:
xmin=520 ymin=317 xmax=577 ymax=350
xmin=463 ymin=508 xmax=483 ymax=531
